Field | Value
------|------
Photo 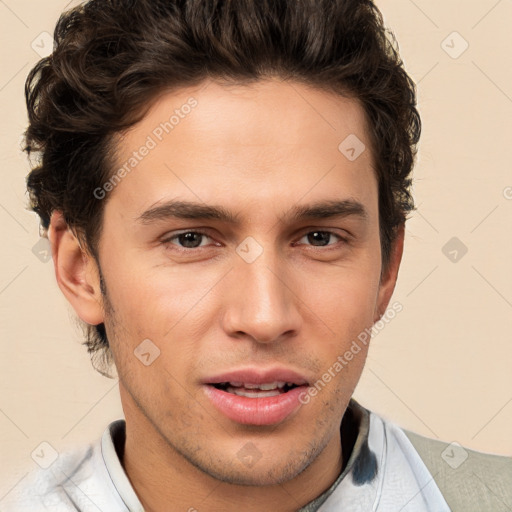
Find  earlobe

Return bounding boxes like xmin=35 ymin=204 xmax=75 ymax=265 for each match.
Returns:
xmin=48 ymin=210 xmax=104 ymax=326
xmin=374 ymin=224 xmax=405 ymax=322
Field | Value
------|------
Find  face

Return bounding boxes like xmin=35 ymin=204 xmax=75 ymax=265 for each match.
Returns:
xmin=60 ymin=78 xmax=401 ymax=487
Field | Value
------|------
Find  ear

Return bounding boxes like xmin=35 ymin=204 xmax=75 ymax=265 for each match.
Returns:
xmin=374 ymin=224 xmax=405 ymax=322
xmin=47 ymin=210 xmax=104 ymax=325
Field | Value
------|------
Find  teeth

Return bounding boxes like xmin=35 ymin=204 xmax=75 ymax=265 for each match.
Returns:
xmin=241 ymin=383 xmax=261 ymax=389
xmin=227 ymin=387 xmax=282 ymax=398
xmin=228 ymin=381 xmax=287 ymax=390
xmin=220 ymin=381 xmax=297 ymax=397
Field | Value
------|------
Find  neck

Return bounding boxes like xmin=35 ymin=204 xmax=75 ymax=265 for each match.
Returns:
xmin=121 ymin=404 xmax=344 ymax=512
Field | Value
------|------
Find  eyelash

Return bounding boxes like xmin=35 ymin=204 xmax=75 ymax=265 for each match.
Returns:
xmin=161 ymin=229 xmax=348 ymax=253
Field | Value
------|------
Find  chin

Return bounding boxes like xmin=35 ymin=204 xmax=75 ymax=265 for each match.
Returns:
xmin=197 ymin=447 xmax=316 ymax=487
xmin=209 ymin=463 xmax=304 ymax=487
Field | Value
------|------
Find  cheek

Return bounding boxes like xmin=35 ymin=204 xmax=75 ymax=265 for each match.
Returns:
xmin=305 ymin=263 xmax=381 ymax=332
xmin=102 ymin=263 xmax=216 ymax=379
xmin=104 ymin=258 xmax=208 ymax=331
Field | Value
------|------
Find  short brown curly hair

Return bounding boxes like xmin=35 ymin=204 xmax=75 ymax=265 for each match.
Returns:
xmin=24 ymin=0 xmax=420 ymax=376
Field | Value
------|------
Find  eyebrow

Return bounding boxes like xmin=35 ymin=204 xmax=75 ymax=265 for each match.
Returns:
xmin=135 ymin=198 xmax=368 ymax=225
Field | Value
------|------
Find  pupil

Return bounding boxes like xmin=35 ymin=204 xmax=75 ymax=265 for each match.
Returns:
xmin=180 ymin=232 xmax=201 ymax=248
xmin=308 ymin=231 xmax=330 ymax=246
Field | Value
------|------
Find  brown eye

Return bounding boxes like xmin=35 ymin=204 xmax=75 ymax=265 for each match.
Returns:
xmin=162 ymin=231 xmax=212 ymax=249
xmin=298 ymin=231 xmax=344 ymax=247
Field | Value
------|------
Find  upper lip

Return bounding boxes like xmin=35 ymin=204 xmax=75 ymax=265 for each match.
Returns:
xmin=202 ymin=367 xmax=310 ymax=386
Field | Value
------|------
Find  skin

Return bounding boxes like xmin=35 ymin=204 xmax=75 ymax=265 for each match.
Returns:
xmin=48 ymin=78 xmax=404 ymax=512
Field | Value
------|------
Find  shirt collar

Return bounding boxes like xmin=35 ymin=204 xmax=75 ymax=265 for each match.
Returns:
xmin=100 ymin=397 xmax=370 ymax=512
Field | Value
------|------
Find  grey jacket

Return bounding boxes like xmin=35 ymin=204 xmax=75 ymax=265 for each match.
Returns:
xmin=405 ymin=430 xmax=512 ymax=512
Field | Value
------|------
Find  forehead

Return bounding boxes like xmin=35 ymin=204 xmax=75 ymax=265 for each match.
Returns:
xmin=106 ymin=78 xmax=377 ymax=224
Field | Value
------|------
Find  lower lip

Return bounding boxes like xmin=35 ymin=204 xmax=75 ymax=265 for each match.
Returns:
xmin=203 ymin=385 xmax=307 ymax=426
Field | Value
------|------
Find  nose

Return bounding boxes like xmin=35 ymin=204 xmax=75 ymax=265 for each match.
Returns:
xmin=221 ymin=246 xmax=302 ymax=345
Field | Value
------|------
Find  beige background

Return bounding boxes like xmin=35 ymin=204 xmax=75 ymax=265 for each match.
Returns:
xmin=1 ymin=0 xmax=511 ymax=500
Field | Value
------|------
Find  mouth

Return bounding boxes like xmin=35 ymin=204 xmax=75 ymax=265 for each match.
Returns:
xmin=210 ymin=381 xmax=301 ymax=398
xmin=202 ymin=368 xmax=310 ymax=426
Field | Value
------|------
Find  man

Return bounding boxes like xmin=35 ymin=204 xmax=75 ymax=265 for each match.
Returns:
xmin=4 ymin=0 xmax=511 ymax=510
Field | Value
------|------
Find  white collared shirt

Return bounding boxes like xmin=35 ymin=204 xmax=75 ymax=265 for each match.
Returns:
xmin=1 ymin=400 xmax=450 ymax=511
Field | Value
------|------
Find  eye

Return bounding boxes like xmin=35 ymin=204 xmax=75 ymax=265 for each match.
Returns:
xmin=296 ymin=230 xmax=346 ymax=248
xmin=162 ymin=230 xmax=214 ymax=250
xmin=161 ymin=229 xmax=347 ymax=253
